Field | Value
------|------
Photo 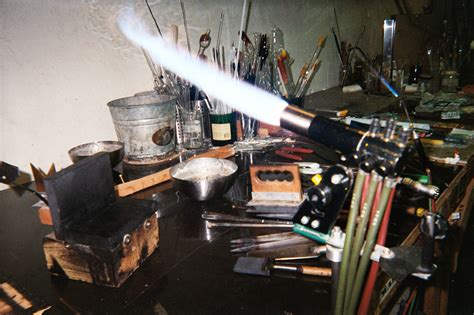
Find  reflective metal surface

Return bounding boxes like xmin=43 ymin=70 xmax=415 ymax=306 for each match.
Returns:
xmin=0 ymin=145 xmax=463 ymax=314
xmin=68 ymin=141 xmax=124 ymax=167
xmin=107 ymin=92 xmax=176 ymax=164
xmin=170 ymin=157 xmax=238 ymax=201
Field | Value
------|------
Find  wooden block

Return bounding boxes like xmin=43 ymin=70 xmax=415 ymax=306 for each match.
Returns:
xmin=43 ymin=215 xmax=159 ymax=287
xmin=0 ymin=282 xmax=33 ymax=310
xmin=37 ymin=206 xmax=52 ymax=226
xmin=250 ymin=164 xmax=302 ymax=193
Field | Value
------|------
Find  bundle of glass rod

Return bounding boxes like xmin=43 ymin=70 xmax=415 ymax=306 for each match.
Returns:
xmin=335 ymin=169 xmax=398 ymax=315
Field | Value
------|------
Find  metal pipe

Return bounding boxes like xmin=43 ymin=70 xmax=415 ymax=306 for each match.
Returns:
xmin=335 ymin=170 xmax=368 ymax=315
xmin=327 ymin=243 xmax=343 ymax=315
xmin=331 ymin=260 xmax=341 ymax=314
xmin=206 ymin=221 xmax=294 ymax=229
xmin=347 ymin=177 xmax=397 ymax=315
xmin=344 ymin=172 xmax=382 ymax=311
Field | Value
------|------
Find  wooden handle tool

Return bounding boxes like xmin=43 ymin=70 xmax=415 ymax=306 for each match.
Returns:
xmin=115 ymin=145 xmax=235 ymax=197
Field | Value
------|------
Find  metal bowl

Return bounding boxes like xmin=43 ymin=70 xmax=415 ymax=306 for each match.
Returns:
xmin=68 ymin=141 xmax=124 ymax=167
xmin=170 ymin=158 xmax=238 ymax=201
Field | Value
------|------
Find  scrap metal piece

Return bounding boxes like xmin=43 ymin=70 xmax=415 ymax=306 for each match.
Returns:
xmin=379 ymin=246 xmax=425 ymax=281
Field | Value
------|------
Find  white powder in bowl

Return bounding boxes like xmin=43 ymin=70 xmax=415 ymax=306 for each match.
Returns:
xmin=171 ymin=158 xmax=237 ymax=181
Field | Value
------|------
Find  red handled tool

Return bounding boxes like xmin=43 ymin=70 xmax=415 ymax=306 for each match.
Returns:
xmin=275 ymin=146 xmax=314 ymax=161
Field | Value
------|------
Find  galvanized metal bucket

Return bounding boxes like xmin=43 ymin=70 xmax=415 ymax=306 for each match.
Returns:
xmin=107 ymin=92 xmax=176 ymax=164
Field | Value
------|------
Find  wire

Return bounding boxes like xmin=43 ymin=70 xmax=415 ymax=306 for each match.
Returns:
xmin=9 ymin=183 xmax=49 ymax=205
xmin=408 ymin=292 xmax=418 ymax=315
xmin=402 ymin=288 xmax=417 ymax=315
xmin=357 ymin=186 xmax=396 ymax=314
xmin=144 ymin=0 xmax=163 ymax=37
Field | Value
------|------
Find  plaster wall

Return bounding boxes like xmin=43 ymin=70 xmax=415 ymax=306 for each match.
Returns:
xmin=0 ymin=0 xmax=396 ymax=189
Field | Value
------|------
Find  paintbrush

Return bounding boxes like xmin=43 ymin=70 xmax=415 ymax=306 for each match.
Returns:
xmin=295 ymin=35 xmax=327 ymax=93
xmin=233 ymin=257 xmax=331 ymax=277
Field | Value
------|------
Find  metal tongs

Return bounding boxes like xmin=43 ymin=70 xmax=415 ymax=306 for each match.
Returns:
xmin=231 ymin=231 xmax=326 ymax=260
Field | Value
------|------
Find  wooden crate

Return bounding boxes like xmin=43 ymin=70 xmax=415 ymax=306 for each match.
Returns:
xmin=43 ymin=153 xmax=160 ymax=287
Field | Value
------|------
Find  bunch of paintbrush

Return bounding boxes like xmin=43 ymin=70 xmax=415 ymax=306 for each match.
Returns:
xmin=294 ymin=36 xmax=326 ymax=98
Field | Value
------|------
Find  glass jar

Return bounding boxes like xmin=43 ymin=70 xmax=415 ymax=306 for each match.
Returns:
xmin=181 ymin=110 xmax=203 ymax=149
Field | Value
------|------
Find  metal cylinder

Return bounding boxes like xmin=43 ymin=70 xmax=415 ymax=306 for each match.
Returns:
xmin=107 ymin=92 xmax=176 ymax=164
xmin=194 ymin=100 xmax=211 ymax=140
xmin=327 ymin=244 xmax=343 ymax=315
xmin=279 ymin=105 xmax=315 ymax=135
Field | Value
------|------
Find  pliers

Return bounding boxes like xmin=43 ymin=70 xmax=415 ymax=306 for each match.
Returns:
xmin=275 ymin=146 xmax=314 ymax=161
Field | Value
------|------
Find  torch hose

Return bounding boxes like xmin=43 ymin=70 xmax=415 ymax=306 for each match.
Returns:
xmin=347 ymin=177 xmax=397 ymax=315
xmin=357 ymin=186 xmax=396 ymax=314
xmin=344 ymin=172 xmax=382 ymax=311
xmin=335 ymin=170 xmax=367 ymax=315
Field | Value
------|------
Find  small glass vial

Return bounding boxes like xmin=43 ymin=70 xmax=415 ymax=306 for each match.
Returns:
xmin=182 ymin=110 xmax=203 ymax=149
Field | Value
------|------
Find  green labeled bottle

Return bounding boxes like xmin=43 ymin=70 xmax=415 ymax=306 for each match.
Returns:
xmin=210 ymin=112 xmax=237 ymax=146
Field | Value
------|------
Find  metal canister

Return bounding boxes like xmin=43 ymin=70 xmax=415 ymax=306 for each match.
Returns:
xmin=107 ymin=92 xmax=176 ymax=164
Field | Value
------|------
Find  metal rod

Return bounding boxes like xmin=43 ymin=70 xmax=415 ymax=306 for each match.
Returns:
xmin=234 ymin=0 xmax=248 ymax=79
xmin=230 ymin=237 xmax=312 ymax=253
xmin=331 ymin=260 xmax=341 ymax=314
xmin=202 ymin=212 xmax=290 ymax=225
xmin=179 ymin=0 xmax=191 ymax=53
xmin=216 ymin=12 xmax=224 ymax=51
xmin=206 ymin=221 xmax=294 ymax=229
xmin=335 ymin=170 xmax=367 ymax=315
xmin=347 ymin=177 xmax=396 ymax=315
xmin=231 ymin=232 xmax=296 ymax=244
xmin=144 ymin=0 xmax=163 ymax=37
xmin=344 ymin=172 xmax=382 ymax=312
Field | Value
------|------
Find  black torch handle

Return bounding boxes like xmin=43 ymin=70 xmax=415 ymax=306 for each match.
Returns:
xmin=280 ymin=106 xmax=361 ymax=153
xmin=307 ymin=115 xmax=363 ymax=154
xmin=280 ymin=106 xmax=406 ymax=170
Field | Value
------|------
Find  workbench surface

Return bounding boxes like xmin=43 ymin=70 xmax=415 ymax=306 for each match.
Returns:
xmin=0 ymin=144 xmax=471 ymax=314
xmin=2 ymin=89 xmax=473 ymax=314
